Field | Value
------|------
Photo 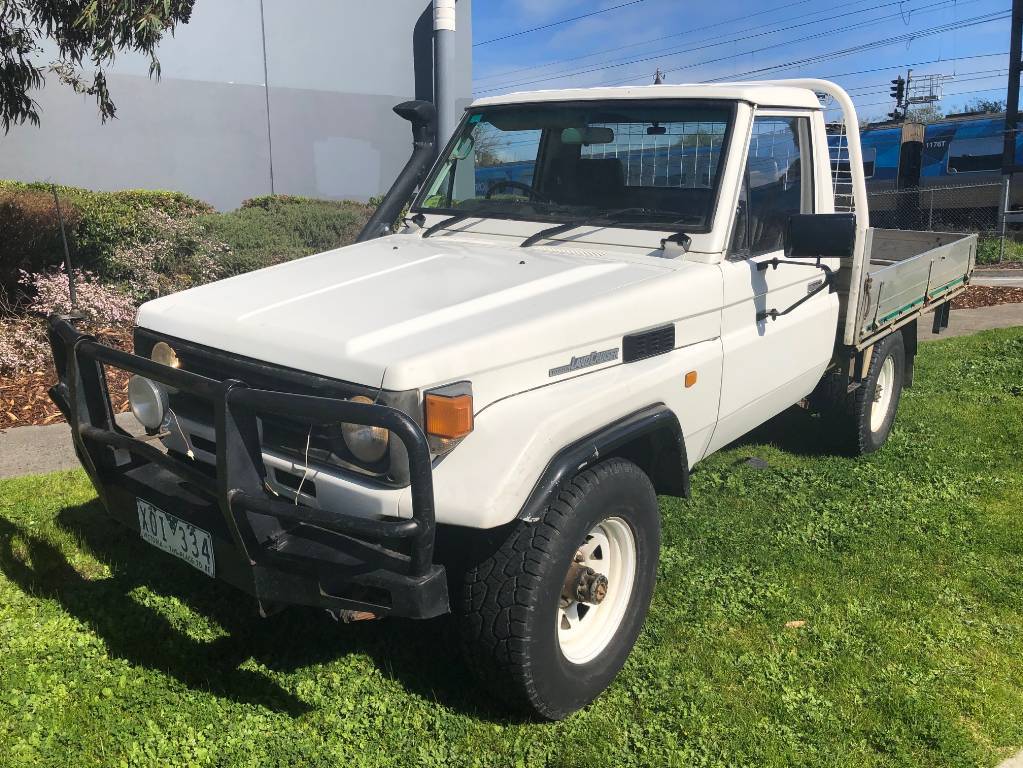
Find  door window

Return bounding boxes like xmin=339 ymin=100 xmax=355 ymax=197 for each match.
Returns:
xmin=730 ymin=116 xmax=813 ymax=256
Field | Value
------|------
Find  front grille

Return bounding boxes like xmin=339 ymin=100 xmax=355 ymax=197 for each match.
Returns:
xmin=133 ymin=328 xmax=409 ymax=486
xmin=622 ymin=325 xmax=675 ymax=363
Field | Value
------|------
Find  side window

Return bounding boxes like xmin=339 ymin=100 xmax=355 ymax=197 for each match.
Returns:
xmin=731 ymin=116 xmax=813 ymax=257
xmin=947 ymin=135 xmax=1001 ymax=174
xmin=862 ymin=146 xmax=877 ymax=179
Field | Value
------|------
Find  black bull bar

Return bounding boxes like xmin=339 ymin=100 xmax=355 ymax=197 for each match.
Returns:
xmin=46 ymin=316 xmax=449 ymax=619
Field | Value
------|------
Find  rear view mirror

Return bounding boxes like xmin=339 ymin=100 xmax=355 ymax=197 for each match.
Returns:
xmin=786 ymin=213 xmax=856 ymax=259
xmin=561 ymin=126 xmax=615 ymax=145
xmin=451 ymin=134 xmax=475 ymax=160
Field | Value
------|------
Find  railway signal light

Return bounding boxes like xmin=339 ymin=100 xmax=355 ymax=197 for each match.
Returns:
xmin=890 ymin=76 xmax=906 ymax=106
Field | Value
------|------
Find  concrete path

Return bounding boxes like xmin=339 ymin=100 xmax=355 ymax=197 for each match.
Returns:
xmin=974 ymin=269 xmax=1023 ymax=288
xmin=919 ymin=302 xmax=1023 ymax=342
xmin=2 ymin=303 xmax=1022 ymax=481
xmin=0 ymin=412 xmax=143 ymax=480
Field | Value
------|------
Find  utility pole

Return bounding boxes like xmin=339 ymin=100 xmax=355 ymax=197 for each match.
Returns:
xmin=654 ymin=69 xmax=664 ymax=84
xmin=1003 ymin=0 xmax=1023 ymax=178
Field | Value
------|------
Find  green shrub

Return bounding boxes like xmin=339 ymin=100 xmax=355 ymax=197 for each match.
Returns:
xmin=1 ymin=182 xmax=375 ymax=302
xmin=0 ymin=187 xmax=82 ymax=301
xmin=0 ymin=180 xmax=214 ymax=296
xmin=977 ymin=235 xmax=1023 ymax=264
xmin=198 ymin=196 xmax=374 ymax=276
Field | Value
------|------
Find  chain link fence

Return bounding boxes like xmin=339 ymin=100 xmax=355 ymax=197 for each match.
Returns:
xmin=865 ymin=181 xmax=1019 ymax=265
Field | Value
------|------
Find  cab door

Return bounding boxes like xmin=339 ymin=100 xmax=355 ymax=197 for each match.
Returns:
xmin=707 ymin=112 xmax=840 ymax=453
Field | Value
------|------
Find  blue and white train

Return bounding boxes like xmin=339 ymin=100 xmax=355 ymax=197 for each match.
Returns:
xmin=830 ymin=113 xmax=1023 ymax=228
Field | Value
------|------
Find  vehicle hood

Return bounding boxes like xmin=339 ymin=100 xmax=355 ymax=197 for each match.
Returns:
xmin=136 ymin=234 xmax=671 ymax=393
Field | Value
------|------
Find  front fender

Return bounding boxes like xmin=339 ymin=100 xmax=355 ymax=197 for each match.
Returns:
xmin=410 ymin=338 xmax=722 ymax=528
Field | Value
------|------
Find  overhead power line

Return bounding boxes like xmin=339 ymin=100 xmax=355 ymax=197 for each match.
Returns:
xmin=833 ymin=85 xmax=1009 ymax=111
xmin=842 ymin=70 xmax=1009 ymax=98
xmin=476 ymin=0 xmax=989 ymax=94
xmin=475 ymin=0 xmax=820 ymax=83
xmin=696 ymin=11 xmax=1011 ymax=83
xmin=791 ymin=51 xmax=1009 ymax=85
xmin=477 ymin=0 xmax=912 ymax=89
xmin=475 ymin=1 xmax=646 ymax=47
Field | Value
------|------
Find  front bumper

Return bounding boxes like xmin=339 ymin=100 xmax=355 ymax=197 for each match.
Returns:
xmin=46 ymin=316 xmax=448 ymax=619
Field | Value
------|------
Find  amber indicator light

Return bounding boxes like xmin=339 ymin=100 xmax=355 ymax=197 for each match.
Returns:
xmin=424 ymin=393 xmax=474 ymax=439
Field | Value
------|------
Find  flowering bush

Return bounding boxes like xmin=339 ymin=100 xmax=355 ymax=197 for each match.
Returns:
xmin=22 ymin=268 xmax=136 ymax=325
xmin=0 ymin=316 xmax=51 ymax=375
xmin=106 ymin=209 xmax=230 ymax=301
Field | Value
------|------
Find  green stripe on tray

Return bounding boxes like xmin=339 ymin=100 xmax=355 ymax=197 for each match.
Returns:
xmin=872 ymin=275 xmax=966 ymax=328
xmin=927 ymin=276 xmax=965 ymax=299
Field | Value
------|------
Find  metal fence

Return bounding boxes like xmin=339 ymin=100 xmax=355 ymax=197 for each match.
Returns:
xmin=865 ymin=181 xmax=1016 ymax=263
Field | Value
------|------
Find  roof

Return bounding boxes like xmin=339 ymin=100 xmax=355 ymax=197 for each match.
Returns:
xmin=471 ymin=81 xmax=826 ymax=110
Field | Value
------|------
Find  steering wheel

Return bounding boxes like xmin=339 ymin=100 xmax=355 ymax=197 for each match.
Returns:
xmin=485 ymin=180 xmax=549 ymax=202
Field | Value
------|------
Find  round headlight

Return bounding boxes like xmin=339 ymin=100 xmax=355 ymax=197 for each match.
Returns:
xmin=341 ymin=396 xmax=390 ymax=463
xmin=151 ymin=341 xmax=180 ymax=368
xmin=128 ymin=375 xmax=169 ymax=430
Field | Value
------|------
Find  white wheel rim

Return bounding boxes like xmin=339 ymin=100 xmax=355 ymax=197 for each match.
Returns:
xmin=870 ymin=355 xmax=896 ymax=432
xmin=557 ymin=517 xmax=637 ymax=665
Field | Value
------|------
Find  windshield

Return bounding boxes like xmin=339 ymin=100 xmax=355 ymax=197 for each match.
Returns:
xmin=413 ymin=100 xmax=734 ymax=233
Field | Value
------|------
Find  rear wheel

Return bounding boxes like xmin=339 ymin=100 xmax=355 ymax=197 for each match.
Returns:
xmin=459 ymin=458 xmax=659 ymax=720
xmin=816 ymin=332 xmax=906 ymax=455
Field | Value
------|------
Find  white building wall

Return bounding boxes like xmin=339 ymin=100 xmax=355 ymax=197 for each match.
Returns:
xmin=0 ymin=0 xmax=472 ymax=210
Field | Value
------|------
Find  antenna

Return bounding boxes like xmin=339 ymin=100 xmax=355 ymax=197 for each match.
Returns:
xmin=654 ymin=68 xmax=664 ymax=84
xmin=50 ymin=184 xmax=78 ymax=313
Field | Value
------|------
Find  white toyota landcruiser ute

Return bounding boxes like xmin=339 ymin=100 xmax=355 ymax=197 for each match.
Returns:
xmin=48 ymin=79 xmax=976 ymax=719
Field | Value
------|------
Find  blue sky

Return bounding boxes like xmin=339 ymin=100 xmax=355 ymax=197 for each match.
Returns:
xmin=471 ymin=0 xmax=1011 ymax=122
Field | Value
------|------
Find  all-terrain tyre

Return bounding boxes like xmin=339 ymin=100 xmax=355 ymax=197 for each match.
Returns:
xmin=459 ymin=458 xmax=660 ymax=720
xmin=817 ymin=332 xmax=906 ymax=455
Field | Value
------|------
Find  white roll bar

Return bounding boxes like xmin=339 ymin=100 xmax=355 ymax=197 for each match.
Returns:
xmin=732 ymin=79 xmax=870 ymax=346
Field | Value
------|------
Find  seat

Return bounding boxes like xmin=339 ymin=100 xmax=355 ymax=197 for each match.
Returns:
xmin=572 ymin=158 xmax=626 ymax=208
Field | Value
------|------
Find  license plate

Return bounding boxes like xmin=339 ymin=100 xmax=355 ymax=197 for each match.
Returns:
xmin=137 ymin=499 xmax=215 ymax=578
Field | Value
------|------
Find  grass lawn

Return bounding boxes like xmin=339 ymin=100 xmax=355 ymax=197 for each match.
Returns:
xmin=2 ymin=328 xmax=1023 ymax=767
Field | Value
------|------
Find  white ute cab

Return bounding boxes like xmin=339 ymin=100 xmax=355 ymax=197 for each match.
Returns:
xmin=47 ymin=80 xmax=976 ymax=719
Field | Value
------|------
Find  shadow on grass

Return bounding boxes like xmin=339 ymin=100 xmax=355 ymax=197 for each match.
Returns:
xmin=0 ymin=500 xmax=520 ymax=723
xmin=731 ymin=404 xmax=852 ymax=459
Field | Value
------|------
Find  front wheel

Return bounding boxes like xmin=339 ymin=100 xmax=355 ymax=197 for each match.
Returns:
xmin=459 ymin=458 xmax=659 ymax=720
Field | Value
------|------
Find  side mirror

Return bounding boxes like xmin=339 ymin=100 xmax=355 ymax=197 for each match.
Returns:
xmin=785 ymin=213 xmax=856 ymax=259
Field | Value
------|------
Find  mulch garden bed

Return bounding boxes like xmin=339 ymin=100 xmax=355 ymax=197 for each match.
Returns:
xmin=2 ymin=327 xmax=132 ymax=431
xmin=2 ymin=286 xmax=1022 ymax=430
xmin=952 ymin=284 xmax=1023 ymax=309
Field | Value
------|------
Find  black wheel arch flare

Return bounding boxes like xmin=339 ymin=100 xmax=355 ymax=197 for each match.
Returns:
xmin=517 ymin=404 xmax=689 ymax=522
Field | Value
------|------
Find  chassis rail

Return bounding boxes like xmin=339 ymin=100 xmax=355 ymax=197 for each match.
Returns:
xmin=46 ymin=316 xmax=448 ymax=619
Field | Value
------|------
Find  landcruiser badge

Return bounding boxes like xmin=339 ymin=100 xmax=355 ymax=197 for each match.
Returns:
xmin=549 ymin=348 xmax=619 ymax=377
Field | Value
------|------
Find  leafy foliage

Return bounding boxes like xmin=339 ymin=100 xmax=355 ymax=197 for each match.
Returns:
xmin=105 ymin=209 xmax=230 ymax=302
xmin=0 ymin=180 xmax=213 ymax=295
xmin=0 ymin=1 xmax=195 ymax=131
xmin=0 ymin=183 xmax=375 ymax=375
xmin=1 ymin=330 xmax=1023 ymax=765
xmin=199 ymin=195 xmax=374 ymax=276
xmin=0 ymin=185 xmax=82 ymax=300
xmin=977 ymin=236 xmax=1023 ymax=265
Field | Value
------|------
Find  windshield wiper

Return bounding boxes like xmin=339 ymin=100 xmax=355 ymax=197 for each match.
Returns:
xmin=422 ymin=212 xmax=473 ymax=238
xmin=520 ymin=207 xmax=694 ymax=248
xmin=420 ymin=206 xmax=510 ymax=238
